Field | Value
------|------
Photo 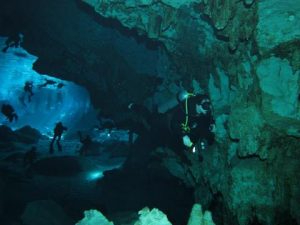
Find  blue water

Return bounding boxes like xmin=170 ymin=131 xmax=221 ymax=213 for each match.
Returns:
xmin=0 ymin=36 xmax=97 ymax=136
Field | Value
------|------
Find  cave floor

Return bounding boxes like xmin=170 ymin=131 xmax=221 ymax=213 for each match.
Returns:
xmin=0 ymin=138 xmax=127 ymax=223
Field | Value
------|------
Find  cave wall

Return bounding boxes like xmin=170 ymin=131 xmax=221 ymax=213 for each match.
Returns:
xmin=81 ymin=0 xmax=300 ymax=225
xmin=0 ymin=0 xmax=166 ymax=114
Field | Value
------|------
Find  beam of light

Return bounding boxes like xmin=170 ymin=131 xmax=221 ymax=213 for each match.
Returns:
xmin=86 ymin=171 xmax=103 ymax=181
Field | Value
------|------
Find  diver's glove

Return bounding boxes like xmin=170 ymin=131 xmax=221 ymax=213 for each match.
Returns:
xmin=183 ymin=135 xmax=193 ymax=148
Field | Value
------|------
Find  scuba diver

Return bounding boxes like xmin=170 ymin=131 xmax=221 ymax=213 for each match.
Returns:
xmin=170 ymin=91 xmax=215 ymax=154
xmin=78 ymin=131 xmax=93 ymax=156
xmin=49 ymin=122 xmax=68 ymax=154
xmin=24 ymin=81 xmax=34 ymax=102
xmin=1 ymin=104 xmax=18 ymax=122
xmin=125 ymin=91 xmax=215 ymax=154
xmin=2 ymin=32 xmax=23 ymax=53
xmin=114 ymin=91 xmax=215 ymax=168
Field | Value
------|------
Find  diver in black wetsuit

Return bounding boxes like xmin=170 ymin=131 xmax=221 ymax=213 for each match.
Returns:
xmin=127 ymin=92 xmax=215 ymax=160
xmin=1 ymin=104 xmax=18 ymax=122
xmin=24 ymin=81 xmax=34 ymax=102
xmin=169 ymin=92 xmax=215 ymax=158
xmin=78 ymin=131 xmax=92 ymax=156
xmin=49 ymin=122 xmax=68 ymax=154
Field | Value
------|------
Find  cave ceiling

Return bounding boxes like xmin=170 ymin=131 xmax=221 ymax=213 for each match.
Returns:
xmin=0 ymin=0 xmax=164 ymax=115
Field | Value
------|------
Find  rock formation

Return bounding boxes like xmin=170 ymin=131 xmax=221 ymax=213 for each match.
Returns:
xmin=21 ymin=200 xmax=74 ymax=225
xmin=81 ymin=1 xmax=300 ymax=224
xmin=0 ymin=0 xmax=299 ymax=224
xmin=76 ymin=204 xmax=215 ymax=225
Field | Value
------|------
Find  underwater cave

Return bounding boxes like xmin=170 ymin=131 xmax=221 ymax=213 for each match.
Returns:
xmin=0 ymin=0 xmax=299 ymax=225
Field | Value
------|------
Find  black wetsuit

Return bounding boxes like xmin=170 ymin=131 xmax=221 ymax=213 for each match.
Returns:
xmin=169 ymin=95 xmax=215 ymax=149
xmin=50 ymin=122 xmax=67 ymax=153
xmin=78 ymin=132 xmax=92 ymax=155
xmin=24 ymin=81 xmax=34 ymax=102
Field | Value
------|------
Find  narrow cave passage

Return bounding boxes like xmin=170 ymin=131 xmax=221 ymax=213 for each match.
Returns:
xmin=0 ymin=35 xmax=196 ymax=225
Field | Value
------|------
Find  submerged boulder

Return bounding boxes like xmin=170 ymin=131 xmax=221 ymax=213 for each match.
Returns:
xmin=0 ymin=125 xmax=42 ymax=146
xmin=134 ymin=207 xmax=172 ymax=225
xmin=0 ymin=125 xmax=17 ymax=143
xmin=76 ymin=204 xmax=215 ymax=225
xmin=76 ymin=209 xmax=114 ymax=225
xmin=187 ymin=204 xmax=215 ymax=225
xmin=21 ymin=200 xmax=73 ymax=225
xmin=15 ymin=125 xmax=43 ymax=144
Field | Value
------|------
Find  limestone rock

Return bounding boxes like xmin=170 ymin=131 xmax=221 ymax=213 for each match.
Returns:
xmin=0 ymin=125 xmax=42 ymax=144
xmin=202 ymin=0 xmax=256 ymax=50
xmin=229 ymin=160 xmax=276 ymax=225
xmin=256 ymin=0 xmax=300 ymax=54
xmin=214 ymin=114 xmax=229 ymax=142
xmin=290 ymin=167 xmax=300 ymax=224
xmin=187 ymin=204 xmax=215 ymax=225
xmin=81 ymin=0 xmax=217 ymax=79
xmin=256 ymin=57 xmax=300 ymax=136
xmin=202 ymin=0 xmax=235 ymax=30
xmin=0 ymin=125 xmax=18 ymax=143
xmin=76 ymin=207 xmax=172 ymax=225
xmin=134 ymin=207 xmax=172 ymax=225
xmin=76 ymin=210 xmax=114 ymax=225
xmin=162 ymin=156 xmax=195 ymax=186
xmin=238 ymin=61 xmax=254 ymax=91
xmin=83 ymin=0 xmax=201 ymax=10
xmin=3 ymin=1 xmax=300 ymax=225
xmin=76 ymin=204 xmax=217 ymax=225
xmin=21 ymin=200 xmax=73 ymax=225
xmin=208 ymin=68 xmax=232 ymax=113
xmin=160 ymin=0 xmax=201 ymax=9
xmin=228 ymin=104 xmax=266 ymax=158
xmin=228 ymin=144 xmax=300 ymax=225
xmin=82 ymin=0 xmax=172 ymax=38
xmin=14 ymin=125 xmax=43 ymax=144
